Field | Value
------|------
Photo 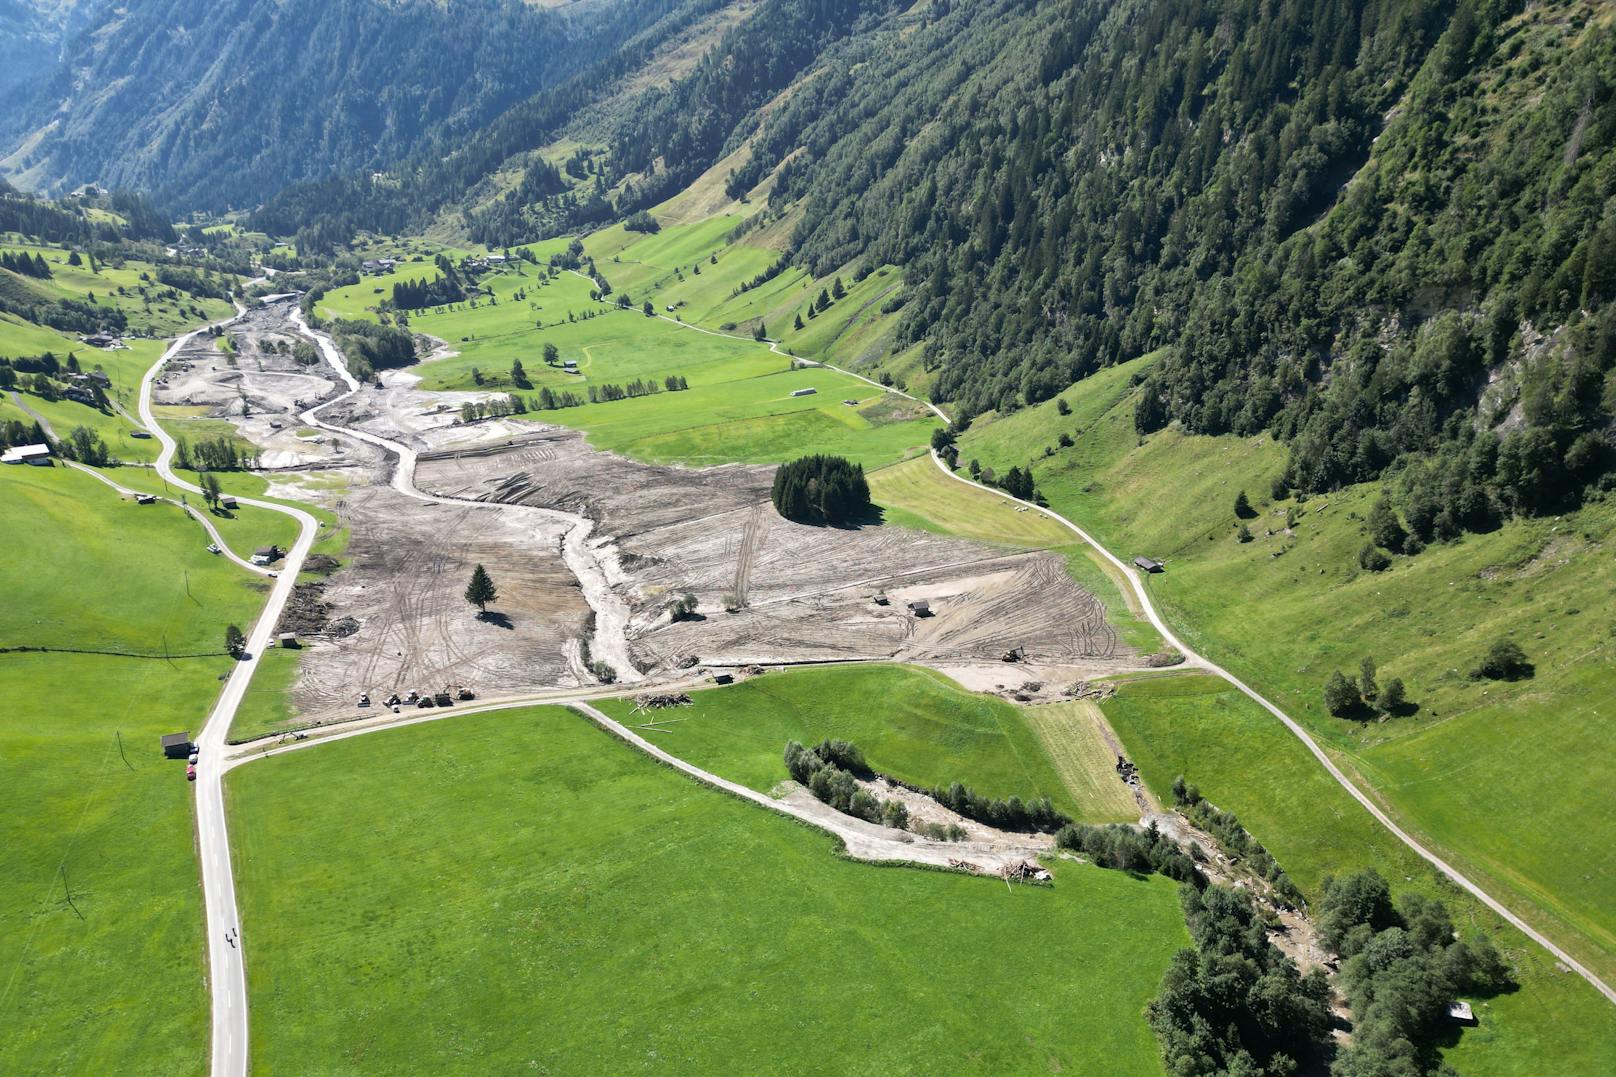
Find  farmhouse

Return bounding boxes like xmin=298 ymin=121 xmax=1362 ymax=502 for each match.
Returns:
xmin=160 ymin=732 xmax=191 ymax=759
xmin=790 ymin=387 xmax=818 ymax=397
xmin=1 ymin=443 xmax=52 ymax=465
xmin=1134 ymin=556 xmax=1164 ymax=573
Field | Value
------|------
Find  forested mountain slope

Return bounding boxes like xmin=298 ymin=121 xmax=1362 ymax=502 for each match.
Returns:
xmin=253 ymin=0 xmax=1616 ymax=534
xmin=0 ymin=1 xmax=100 ymax=103
xmin=0 ymin=0 xmax=681 ymax=211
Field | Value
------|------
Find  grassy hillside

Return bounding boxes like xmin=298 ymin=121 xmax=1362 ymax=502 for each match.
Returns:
xmin=319 ymin=241 xmax=940 ymax=468
xmin=229 ymin=702 xmax=1188 ymax=1074
xmin=1104 ymin=675 xmax=1616 ymax=1076
xmin=596 ymin=664 xmax=1101 ymax=817
xmin=961 ymin=355 xmax=1616 ymax=984
xmin=0 ymin=464 xmax=271 ymax=1073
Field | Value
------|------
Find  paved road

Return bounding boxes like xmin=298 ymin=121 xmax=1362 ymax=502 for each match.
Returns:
xmin=138 ymin=318 xmax=321 ymax=1077
xmin=643 ymin=305 xmax=1616 ymax=1006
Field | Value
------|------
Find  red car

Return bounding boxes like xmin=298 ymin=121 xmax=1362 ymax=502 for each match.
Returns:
xmin=186 ymin=764 xmax=197 ymax=782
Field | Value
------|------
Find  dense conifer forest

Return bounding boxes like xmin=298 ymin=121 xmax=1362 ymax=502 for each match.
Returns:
xmin=225 ymin=0 xmax=1616 ymax=531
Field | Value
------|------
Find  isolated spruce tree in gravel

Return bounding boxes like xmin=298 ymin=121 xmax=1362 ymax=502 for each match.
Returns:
xmin=465 ymin=564 xmax=498 ymax=615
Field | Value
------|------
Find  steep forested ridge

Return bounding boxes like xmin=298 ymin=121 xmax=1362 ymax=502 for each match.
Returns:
xmin=0 ymin=0 xmax=675 ymax=211
xmin=25 ymin=0 xmax=1613 ymax=524
xmin=723 ymin=0 xmax=1616 ymax=522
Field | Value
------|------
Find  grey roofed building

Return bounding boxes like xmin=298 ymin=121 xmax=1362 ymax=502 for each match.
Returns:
xmin=1 ymin=443 xmax=53 ymax=465
xmin=1134 ymin=556 xmax=1164 ymax=572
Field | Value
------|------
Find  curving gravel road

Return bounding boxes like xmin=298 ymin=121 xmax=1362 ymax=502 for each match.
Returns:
xmin=64 ymin=461 xmax=274 ymax=577
xmin=917 ymin=453 xmax=1616 ymax=1006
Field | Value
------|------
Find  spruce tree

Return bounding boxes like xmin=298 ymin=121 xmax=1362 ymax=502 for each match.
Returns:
xmin=465 ymin=563 xmax=498 ymax=613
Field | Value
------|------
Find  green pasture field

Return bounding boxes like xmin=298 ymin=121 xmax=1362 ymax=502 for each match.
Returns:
xmin=869 ymin=452 xmax=1073 ymax=548
xmin=1102 ymin=674 xmax=1616 ymax=1076
xmin=229 ymin=703 xmax=1187 ymax=1074
xmin=0 ymin=464 xmax=273 ymax=1074
xmin=1021 ymin=701 xmax=1143 ymax=824
xmin=962 ymin=352 xmax=1616 ymax=982
xmin=96 ymin=464 xmax=310 ymax=562
xmin=402 ymin=291 xmax=937 ymax=467
xmin=316 ymin=260 xmax=445 ymax=322
xmin=226 ymin=645 xmax=302 ymax=742
xmin=578 ymin=218 xmax=910 ymax=375
xmin=583 ymin=213 xmax=743 ymax=292
xmin=2 ymin=239 xmax=236 ymax=336
xmin=536 ymin=358 xmax=935 ymax=469
xmin=596 ymin=664 xmax=1086 ymax=816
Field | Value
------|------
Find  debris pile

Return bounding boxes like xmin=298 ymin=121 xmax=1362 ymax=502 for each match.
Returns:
xmin=325 ymin=616 xmax=360 ymax=639
xmin=1062 ymin=679 xmax=1117 ymax=701
xmin=1002 ymin=860 xmax=1053 ymax=883
xmin=632 ymin=692 xmax=693 ymax=713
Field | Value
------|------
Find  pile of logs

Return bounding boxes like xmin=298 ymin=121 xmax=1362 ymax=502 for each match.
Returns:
xmin=1063 ymin=679 xmax=1117 ymax=701
xmin=632 ymin=692 xmax=693 ymax=713
xmin=1002 ymin=860 xmax=1053 ymax=883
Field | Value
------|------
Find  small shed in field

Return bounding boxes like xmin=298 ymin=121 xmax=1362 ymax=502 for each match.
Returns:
xmin=906 ymin=599 xmax=932 ymax=616
xmin=1134 ymin=556 xmax=1164 ymax=573
xmin=1446 ymin=1001 xmax=1476 ymax=1025
xmin=789 ymin=387 xmax=818 ymax=398
xmin=220 ymin=495 xmax=238 ymax=510
xmin=161 ymin=732 xmax=191 ymax=759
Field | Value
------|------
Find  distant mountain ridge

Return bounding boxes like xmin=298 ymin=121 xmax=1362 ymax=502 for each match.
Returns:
xmin=0 ymin=0 xmax=674 ymax=211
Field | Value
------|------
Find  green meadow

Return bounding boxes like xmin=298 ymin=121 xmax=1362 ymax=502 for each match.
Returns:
xmin=229 ymin=703 xmax=1187 ymax=1075
xmin=962 ymin=352 xmax=1616 ymax=983
xmin=1103 ymin=674 xmax=1616 ymax=1076
xmin=596 ymin=664 xmax=1094 ymax=816
xmin=1 ymin=238 xmax=237 ymax=338
xmin=351 ymin=260 xmax=940 ymax=467
xmin=0 ymin=464 xmax=271 ymax=1074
